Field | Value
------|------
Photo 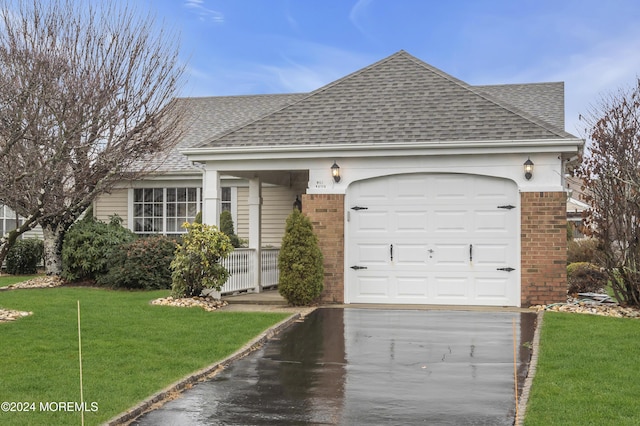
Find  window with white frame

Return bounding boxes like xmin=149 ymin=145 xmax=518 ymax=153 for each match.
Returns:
xmin=0 ymin=204 xmax=18 ymax=237
xmin=221 ymin=187 xmax=232 ymax=212
xmin=132 ymin=187 xmax=233 ymax=235
xmin=133 ymin=188 xmax=202 ymax=235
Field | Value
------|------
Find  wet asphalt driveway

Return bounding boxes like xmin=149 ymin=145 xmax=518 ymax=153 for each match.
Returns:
xmin=133 ymin=308 xmax=536 ymax=425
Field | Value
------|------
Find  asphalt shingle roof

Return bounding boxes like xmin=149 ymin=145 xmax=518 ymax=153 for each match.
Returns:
xmin=149 ymin=93 xmax=305 ymax=172
xmin=146 ymin=51 xmax=578 ymax=174
xmin=476 ymin=82 xmax=565 ymax=131
xmin=197 ymin=50 xmax=577 ymax=150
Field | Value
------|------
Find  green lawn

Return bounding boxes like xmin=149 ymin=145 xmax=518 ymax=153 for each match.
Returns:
xmin=525 ymin=312 xmax=640 ymax=425
xmin=0 ymin=286 xmax=289 ymax=425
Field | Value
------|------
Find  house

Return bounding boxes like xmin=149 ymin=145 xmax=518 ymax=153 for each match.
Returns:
xmin=565 ymin=175 xmax=590 ymax=239
xmin=95 ymin=50 xmax=584 ymax=307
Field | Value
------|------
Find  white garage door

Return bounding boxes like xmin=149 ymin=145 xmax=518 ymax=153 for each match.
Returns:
xmin=346 ymin=174 xmax=519 ymax=306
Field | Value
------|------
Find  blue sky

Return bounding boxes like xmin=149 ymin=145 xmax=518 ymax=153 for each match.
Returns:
xmin=143 ymin=0 xmax=640 ymax=138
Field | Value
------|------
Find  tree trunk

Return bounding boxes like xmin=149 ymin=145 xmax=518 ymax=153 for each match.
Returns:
xmin=42 ymin=222 xmax=66 ymax=276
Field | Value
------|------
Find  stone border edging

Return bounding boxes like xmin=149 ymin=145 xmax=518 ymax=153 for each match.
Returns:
xmin=516 ymin=310 xmax=544 ymax=425
xmin=103 ymin=309 xmax=316 ymax=426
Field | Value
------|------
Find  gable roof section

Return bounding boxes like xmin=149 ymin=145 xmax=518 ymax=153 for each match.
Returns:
xmin=196 ymin=50 xmax=577 ymax=150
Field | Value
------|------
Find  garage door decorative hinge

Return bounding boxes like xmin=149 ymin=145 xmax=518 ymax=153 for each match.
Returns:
xmin=351 ymin=206 xmax=368 ymax=211
xmin=350 ymin=265 xmax=368 ymax=270
xmin=497 ymin=267 xmax=516 ymax=272
xmin=497 ymin=205 xmax=516 ymax=210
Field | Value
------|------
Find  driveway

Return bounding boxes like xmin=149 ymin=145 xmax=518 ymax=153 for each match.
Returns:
xmin=133 ymin=308 xmax=536 ymax=425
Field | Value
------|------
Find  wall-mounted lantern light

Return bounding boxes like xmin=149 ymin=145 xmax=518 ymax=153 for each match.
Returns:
xmin=524 ymin=157 xmax=534 ymax=180
xmin=331 ymin=161 xmax=341 ymax=183
xmin=293 ymin=196 xmax=302 ymax=211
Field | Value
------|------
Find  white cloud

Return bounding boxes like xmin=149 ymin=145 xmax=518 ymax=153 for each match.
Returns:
xmin=183 ymin=0 xmax=223 ymax=23
xmin=181 ymin=42 xmax=376 ymax=97
xmin=544 ymin=35 xmax=640 ymax=138
xmin=349 ymin=0 xmax=375 ymax=41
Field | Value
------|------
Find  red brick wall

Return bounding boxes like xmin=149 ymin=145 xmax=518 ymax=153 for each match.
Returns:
xmin=302 ymin=194 xmax=345 ymax=303
xmin=520 ymin=191 xmax=567 ymax=306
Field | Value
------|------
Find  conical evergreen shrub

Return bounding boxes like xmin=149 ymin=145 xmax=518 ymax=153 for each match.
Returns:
xmin=220 ymin=210 xmax=241 ymax=248
xmin=278 ymin=208 xmax=324 ymax=306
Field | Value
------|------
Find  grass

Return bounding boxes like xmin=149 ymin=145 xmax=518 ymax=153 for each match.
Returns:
xmin=0 ymin=274 xmax=41 ymax=287
xmin=0 ymin=286 xmax=289 ymax=425
xmin=524 ymin=312 xmax=640 ymax=425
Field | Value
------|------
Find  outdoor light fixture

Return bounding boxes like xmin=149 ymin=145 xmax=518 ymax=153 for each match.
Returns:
xmin=293 ymin=196 xmax=302 ymax=211
xmin=524 ymin=157 xmax=534 ymax=180
xmin=331 ymin=161 xmax=341 ymax=183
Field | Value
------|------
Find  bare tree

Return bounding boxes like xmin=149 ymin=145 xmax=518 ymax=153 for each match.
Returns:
xmin=0 ymin=0 xmax=185 ymax=274
xmin=578 ymin=78 xmax=640 ymax=306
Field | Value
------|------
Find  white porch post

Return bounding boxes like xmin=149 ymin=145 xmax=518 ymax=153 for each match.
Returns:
xmin=202 ymin=168 xmax=221 ymax=227
xmin=248 ymin=177 xmax=262 ymax=292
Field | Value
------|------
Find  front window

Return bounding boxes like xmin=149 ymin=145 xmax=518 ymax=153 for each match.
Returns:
xmin=221 ymin=187 xmax=232 ymax=212
xmin=133 ymin=188 xmax=202 ymax=235
xmin=0 ymin=204 xmax=18 ymax=237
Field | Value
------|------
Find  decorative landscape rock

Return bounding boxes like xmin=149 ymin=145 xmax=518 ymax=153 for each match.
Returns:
xmin=0 ymin=308 xmax=32 ymax=322
xmin=0 ymin=275 xmax=65 ymax=290
xmin=150 ymin=296 xmax=227 ymax=312
xmin=531 ymin=296 xmax=640 ymax=319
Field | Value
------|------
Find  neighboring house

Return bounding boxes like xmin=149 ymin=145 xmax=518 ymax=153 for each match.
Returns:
xmin=95 ymin=50 xmax=583 ymax=307
xmin=565 ymin=175 xmax=590 ymax=239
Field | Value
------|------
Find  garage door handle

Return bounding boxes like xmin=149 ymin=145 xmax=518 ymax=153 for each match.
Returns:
xmin=390 ymin=244 xmax=393 ymax=261
xmin=469 ymin=244 xmax=473 ymax=262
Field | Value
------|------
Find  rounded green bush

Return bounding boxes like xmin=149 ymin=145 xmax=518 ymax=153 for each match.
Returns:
xmin=62 ymin=215 xmax=136 ymax=282
xmin=98 ymin=235 xmax=178 ymax=289
xmin=170 ymin=222 xmax=233 ymax=297
xmin=567 ymin=262 xmax=608 ymax=294
xmin=6 ymin=239 xmax=44 ymax=275
xmin=278 ymin=209 xmax=324 ymax=306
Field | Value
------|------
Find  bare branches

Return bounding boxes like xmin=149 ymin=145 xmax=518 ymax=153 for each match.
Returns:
xmin=578 ymin=78 xmax=640 ymax=306
xmin=0 ymin=0 xmax=186 ymax=273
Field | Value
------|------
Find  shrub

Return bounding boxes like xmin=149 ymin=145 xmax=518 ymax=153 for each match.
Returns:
xmin=170 ymin=222 xmax=233 ymax=297
xmin=98 ymin=236 xmax=178 ymax=289
xmin=5 ymin=239 xmax=44 ymax=275
xmin=567 ymin=262 xmax=608 ymax=294
xmin=567 ymin=238 xmax=603 ymax=265
xmin=220 ymin=210 xmax=241 ymax=248
xmin=278 ymin=209 xmax=324 ymax=306
xmin=62 ymin=215 xmax=136 ymax=282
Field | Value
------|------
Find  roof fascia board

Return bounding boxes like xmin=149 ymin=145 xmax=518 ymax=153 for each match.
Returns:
xmin=182 ymin=138 xmax=584 ymax=161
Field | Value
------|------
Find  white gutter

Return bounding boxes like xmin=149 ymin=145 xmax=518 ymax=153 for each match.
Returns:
xmin=181 ymin=138 xmax=584 ymax=162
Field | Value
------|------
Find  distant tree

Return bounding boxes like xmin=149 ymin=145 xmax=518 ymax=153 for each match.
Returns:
xmin=0 ymin=0 xmax=185 ymax=274
xmin=577 ymin=78 xmax=640 ymax=306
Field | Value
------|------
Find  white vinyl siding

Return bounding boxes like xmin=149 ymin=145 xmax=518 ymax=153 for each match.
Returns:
xmin=94 ymin=188 xmax=129 ymax=227
xmin=237 ymin=185 xmax=298 ymax=247
xmin=0 ymin=205 xmax=18 ymax=237
xmin=0 ymin=204 xmax=42 ymax=240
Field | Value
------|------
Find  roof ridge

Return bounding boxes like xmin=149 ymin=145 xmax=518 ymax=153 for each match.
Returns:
xmin=197 ymin=51 xmax=412 ymax=146
xmin=401 ymin=55 xmax=574 ymax=139
xmin=178 ymin=93 xmax=306 ymax=101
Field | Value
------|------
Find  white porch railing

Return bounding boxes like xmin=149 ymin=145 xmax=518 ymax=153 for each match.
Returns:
xmin=220 ymin=248 xmax=279 ymax=294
